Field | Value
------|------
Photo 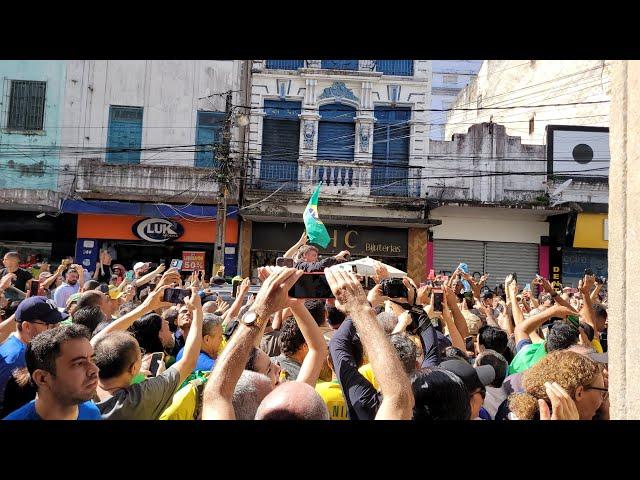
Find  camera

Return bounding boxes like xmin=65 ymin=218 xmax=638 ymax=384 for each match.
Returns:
xmin=380 ymin=278 xmax=408 ymax=299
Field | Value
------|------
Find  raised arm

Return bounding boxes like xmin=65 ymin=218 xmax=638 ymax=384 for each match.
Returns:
xmin=135 ymin=264 xmax=166 ymax=287
xmin=288 ymin=300 xmax=327 ymax=386
xmin=41 ymin=264 xmax=65 ymax=290
xmin=444 ymin=285 xmax=470 ymax=338
xmin=325 ymin=267 xmax=414 ymax=420
xmin=170 ymin=288 xmax=204 ymax=385
xmin=507 ymin=278 xmax=525 ymax=327
xmin=440 ymin=287 xmax=467 ymax=353
xmin=579 ymin=274 xmax=597 ymax=332
xmin=222 ymin=277 xmax=250 ymax=322
xmin=590 ymin=283 xmax=604 ymax=304
xmin=538 ymin=276 xmax=573 ymax=310
xmin=202 ymin=268 xmax=303 ymax=420
xmin=283 ymin=231 xmax=308 ymax=259
xmin=90 ymin=285 xmax=171 ymax=345
xmin=514 ymin=304 xmax=578 ymax=344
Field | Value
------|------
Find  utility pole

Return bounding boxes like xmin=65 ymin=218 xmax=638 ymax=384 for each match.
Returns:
xmin=213 ymin=91 xmax=233 ymax=277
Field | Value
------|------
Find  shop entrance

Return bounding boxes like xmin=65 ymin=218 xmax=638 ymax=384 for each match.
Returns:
xmin=98 ymin=240 xmax=215 ymax=276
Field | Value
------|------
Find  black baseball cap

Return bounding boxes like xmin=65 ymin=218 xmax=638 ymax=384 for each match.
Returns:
xmin=15 ymin=296 xmax=68 ymax=324
xmin=440 ymin=359 xmax=495 ymax=392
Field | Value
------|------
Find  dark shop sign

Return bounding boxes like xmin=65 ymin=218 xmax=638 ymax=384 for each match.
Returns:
xmin=132 ymin=218 xmax=184 ymax=243
xmin=252 ymin=223 xmax=408 ymax=257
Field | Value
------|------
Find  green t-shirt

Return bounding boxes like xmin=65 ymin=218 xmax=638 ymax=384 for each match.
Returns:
xmin=508 ymin=342 xmax=547 ymax=375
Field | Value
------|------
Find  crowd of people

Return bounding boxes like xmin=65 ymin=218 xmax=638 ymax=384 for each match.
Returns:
xmin=0 ymin=234 xmax=609 ymax=420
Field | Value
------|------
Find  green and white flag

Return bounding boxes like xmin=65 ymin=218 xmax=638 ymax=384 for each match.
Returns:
xmin=303 ymin=183 xmax=331 ymax=248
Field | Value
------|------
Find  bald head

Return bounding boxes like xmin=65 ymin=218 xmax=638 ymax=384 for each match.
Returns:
xmin=255 ymin=382 xmax=329 ymax=420
xmin=202 ymin=301 xmax=218 ymax=314
xmin=232 ymin=371 xmax=273 ymax=420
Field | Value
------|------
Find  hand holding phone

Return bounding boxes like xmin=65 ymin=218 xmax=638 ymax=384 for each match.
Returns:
xmin=148 ymin=352 xmax=165 ymax=377
xmin=276 ymin=257 xmax=294 ymax=268
xmin=29 ymin=280 xmax=40 ymax=297
xmin=432 ymin=288 xmax=444 ymax=314
xmin=170 ymin=259 xmax=183 ymax=270
xmin=163 ymin=288 xmax=191 ymax=304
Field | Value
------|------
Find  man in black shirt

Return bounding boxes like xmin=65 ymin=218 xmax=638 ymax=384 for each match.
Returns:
xmin=294 ymin=245 xmax=350 ymax=273
xmin=0 ymin=252 xmax=32 ymax=301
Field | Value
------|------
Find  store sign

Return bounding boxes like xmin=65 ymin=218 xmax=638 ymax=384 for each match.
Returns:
xmin=182 ymin=251 xmax=206 ymax=272
xmin=549 ymin=246 xmax=563 ymax=289
xmin=132 ymin=218 xmax=184 ymax=243
xmin=252 ymin=223 xmax=408 ymax=258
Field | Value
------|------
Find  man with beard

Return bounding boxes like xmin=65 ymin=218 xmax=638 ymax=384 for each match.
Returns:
xmin=53 ymin=266 xmax=84 ymax=309
xmin=3 ymin=324 xmax=101 ymax=420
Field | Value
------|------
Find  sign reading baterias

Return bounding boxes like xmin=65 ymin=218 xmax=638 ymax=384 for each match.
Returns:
xmin=132 ymin=218 xmax=184 ymax=243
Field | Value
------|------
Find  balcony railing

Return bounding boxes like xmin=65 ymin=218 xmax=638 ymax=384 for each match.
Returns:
xmin=76 ymin=158 xmax=226 ymax=202
xmin=252 ymin=158 xmax=421 ymax=198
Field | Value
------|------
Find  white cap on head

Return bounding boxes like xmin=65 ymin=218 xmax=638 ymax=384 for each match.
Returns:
xmin=133 ymin=262 xmax=146 ymax=272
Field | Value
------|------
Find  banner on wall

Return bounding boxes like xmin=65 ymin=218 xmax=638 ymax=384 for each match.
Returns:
xmin=181 ymin=251 xmax=206 ymax=272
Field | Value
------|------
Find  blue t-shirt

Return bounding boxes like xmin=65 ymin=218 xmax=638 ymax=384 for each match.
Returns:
xmin=3 ymin=400 xmax=102 ymax=420
xmin=0 ymin=335 xmax=27 ymax=405
xmin=175 ymin=348 xmax=215 ymax=372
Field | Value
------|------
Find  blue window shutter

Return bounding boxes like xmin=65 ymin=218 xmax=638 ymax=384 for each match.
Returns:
xmin=106 ymin=106 xmax=143 ymax=164
xmin=266 ymin=60 xmax=304 ymax=70
xmin=372 ymin=107 xmax=411 ymax=196
xmin=376 ymin=60 xmax=414 ymax=76
xmin=317 ymin=104 xmax=355 ymax=161
xmin=195 ymin=111 xmax=225 ymax=168
xmin=260 ymin=100 xmax=301 ymax=190
xmin=321 ymin=60 xmax=358 ymax=70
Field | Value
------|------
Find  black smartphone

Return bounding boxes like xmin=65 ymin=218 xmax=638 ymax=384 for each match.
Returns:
xmin=29 ymin=280 xmax=40 ymax=297
xmin=380 ymin=278 xmax=408 ymax=298
xmin=511 ymin=272 xmax=518 ymax=283
xmin=465 ymin=336 xmax=475 ymax=352
xmin=276 ymin=257 xmax=294 ymax=268
xmin=162 ymin=288 xmax=191 ymax=304
xmin=148 ymin=352 xmax=165 ymax=377
xmin=232 ymin=277 xmax=242 ymax=297
xmin=289 ymin=273 xmax=334 ymax=299
xmin=432 ymin=289 xmax=444 ymax=313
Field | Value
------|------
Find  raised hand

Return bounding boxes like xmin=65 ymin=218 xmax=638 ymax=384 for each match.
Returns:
xmin=155 ymin=268 xmax=181 ymax=291
xmin=373 ymin=261 xmax=390 ymax=283
xmin=143 ymin=285 xmax=172 ymax=312
xmin=238 ymin=277 xmax=251 ymax=298
xmin=184 ymin=286 xmax=202 ymax=312
xmin=324 ymin=267 xmax=368 ymax=314
xmin=538 ymin=382 xmax=580 ymax=420
xmin=367 ymin=283 xmax=389 ymax=308
xmin=250 ymin=267 xmax=304 ymax=319
xmin=0 ymin=273 xmax=16 ymax=290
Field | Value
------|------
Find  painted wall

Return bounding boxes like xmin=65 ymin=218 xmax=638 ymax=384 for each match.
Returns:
xmin=248 ymin=60 xmax=431 ymax=197
xmin=430 ymin=205 xmax=549 ymax=243
xmin=59 ymin=61 xmax=241 ymax=192
xmin=444 ymin=60 xmax=611 ymax=145
xmin=0 ymin=60 xmax=67 ymax=191
xmin=430 ymin=60 xmax=482 ymax=140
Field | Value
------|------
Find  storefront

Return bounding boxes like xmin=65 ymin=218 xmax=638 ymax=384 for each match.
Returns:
xmin=62 ymin=200 xmax=239 ymax=277
xmin=0 ymin=210 xmax=77 ymax=268
xmin=249 ymin=222 xmax=409 ymax=278
xmin=429 ymin=206 xmax=549 ymax=290
xmin=561 ymin=213 xmax=608 ymax=287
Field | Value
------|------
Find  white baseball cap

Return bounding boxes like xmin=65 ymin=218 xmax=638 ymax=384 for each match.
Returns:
xmin=133 ymin=262 xmax=146 ymax=271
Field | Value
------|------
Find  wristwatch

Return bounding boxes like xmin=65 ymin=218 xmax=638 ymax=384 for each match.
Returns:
xmin=241 ymin=309 xmax=267 ymax=328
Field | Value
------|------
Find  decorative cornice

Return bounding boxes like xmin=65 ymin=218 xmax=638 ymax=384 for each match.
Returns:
xmin=318 ymin=82 xmax=359 ymax=102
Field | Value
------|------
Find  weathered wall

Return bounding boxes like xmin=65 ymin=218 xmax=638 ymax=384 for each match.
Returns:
xmin=0 ymin=60 xmax=67 ymax=193
xmin=444 ymin=60 xmax=611 ymax=145
xmin=608 ymin=60 xmax=640 ymax=419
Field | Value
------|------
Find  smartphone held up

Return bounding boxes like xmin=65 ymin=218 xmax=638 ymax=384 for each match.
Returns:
xmin=162 ymin=288 xmax=191 ymax=304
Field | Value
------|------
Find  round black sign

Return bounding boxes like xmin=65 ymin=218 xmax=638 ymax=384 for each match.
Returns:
xmin=572 ymin=144 xmax=594 ymax=164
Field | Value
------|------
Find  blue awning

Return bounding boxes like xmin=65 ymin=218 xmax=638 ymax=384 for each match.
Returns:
xmin=61 ymin=199 xmax=238 ymax=219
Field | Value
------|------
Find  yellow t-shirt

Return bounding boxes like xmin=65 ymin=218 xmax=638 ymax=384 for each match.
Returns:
xmin=592 ymin=338 xmax=604 ymax=354
xmin=315 ymin=381 xmax=349 ymax=420
xmin=358 ymin=363 xmax=380 ymax=391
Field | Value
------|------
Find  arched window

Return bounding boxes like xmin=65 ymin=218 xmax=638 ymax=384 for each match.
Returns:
xmin=317 ymin=103 xmax=356 ymax=161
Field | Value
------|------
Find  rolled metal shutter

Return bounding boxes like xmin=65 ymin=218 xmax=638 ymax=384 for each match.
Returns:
xmin=433 ymin=239 xmax=484 ymax=277
xmin=484 ymin=242 xmax=539 ymax=289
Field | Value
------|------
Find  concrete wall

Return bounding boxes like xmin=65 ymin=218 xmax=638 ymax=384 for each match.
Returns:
xmin=425 ymin=123 xmax=547 ymax=203
xmin=0 ymin=60 xmax=67 ymax=193
xmin=430 ymin=60 xmax=482 ymax=141
xmin=608 ymin=60 xmax=640 ymax=419
xmin=59 ymin=60 xmax=241 ymax=193
xmin=444 ymin=60 xmax=611 ymax=145
xmin=430 ymin=205 xmax=549 ymax=243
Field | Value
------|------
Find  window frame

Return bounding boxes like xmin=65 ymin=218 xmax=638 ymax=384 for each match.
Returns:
xmin=6 ymin=80 xmax=47 ymax=132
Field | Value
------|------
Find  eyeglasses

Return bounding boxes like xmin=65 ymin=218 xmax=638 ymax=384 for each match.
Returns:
xmin=31 ymin=321 xmax=55 ymax=330
xmin=586 ymin=386 xmax=608 ymax=399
